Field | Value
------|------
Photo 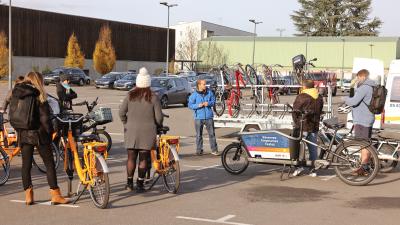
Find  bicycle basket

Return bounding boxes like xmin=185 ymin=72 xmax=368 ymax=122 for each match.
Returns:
xmin=292 ymin=54 xmax=306 ymax=70
xmin=88 ymin=107 xmax=113 ymax=125
xmin=59 ymin=113 xmax=84 ymax=137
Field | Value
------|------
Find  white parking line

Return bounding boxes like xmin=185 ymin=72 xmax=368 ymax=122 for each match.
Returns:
xmin=183 ymin=164 xmax=221 ymax=171
xmin=10 ymin=200 xmax=80 ymax=208
xmin=319 ymin=175 xmax=336 ymax=181
xmin=176 ymin=215 xmax=252 ymax=225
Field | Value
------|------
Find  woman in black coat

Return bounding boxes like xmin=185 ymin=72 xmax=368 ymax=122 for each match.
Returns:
xmin=11 ymin=72 xmax=69 ymax=205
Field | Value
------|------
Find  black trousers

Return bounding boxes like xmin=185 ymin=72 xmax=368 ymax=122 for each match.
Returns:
xmin=21 ymin=143 xmax=58 ymax=190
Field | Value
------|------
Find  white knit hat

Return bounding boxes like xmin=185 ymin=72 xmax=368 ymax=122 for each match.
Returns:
xmin=135 ymin=67 xmax=151 ymax=88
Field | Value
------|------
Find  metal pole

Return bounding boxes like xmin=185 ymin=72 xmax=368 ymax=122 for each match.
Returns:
xmin=369 ymin=44 xmax=374 ymax=58
xmin=252 ymin=23 xmax=256 ymax=66
xmin=166 ymin=7 xmax=169 ymax=75
xmin=8 ymin=0 xmax=12 ymax=90
xmin=341 ymin=38 xmax=345 ymax=88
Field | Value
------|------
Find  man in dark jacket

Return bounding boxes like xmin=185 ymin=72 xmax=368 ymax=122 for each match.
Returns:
xmin=292 ymin=80 xmax=324 ymax=177
xmin=56 ymin=74 xmax=77 ymax=112
xmin=188 ymin=79 xmax=219 ymax=156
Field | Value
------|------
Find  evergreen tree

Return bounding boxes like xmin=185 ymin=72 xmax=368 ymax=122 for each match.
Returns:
xmin=93 ymin=25 xmax=116 ymax=75
xmin=291 ymin=0 xmax=381 ymax=36
xmin=64 ymin=33 xmax=85 ymax=69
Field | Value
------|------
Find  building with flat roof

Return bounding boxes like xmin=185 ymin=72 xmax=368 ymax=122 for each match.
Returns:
xmin=0 ymin=5 xmax=175 ymax=78
xmin=198 ymin=36 xmax=400 ymax=78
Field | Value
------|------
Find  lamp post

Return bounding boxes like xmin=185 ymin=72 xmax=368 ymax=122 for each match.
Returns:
xmin=160 ymin=2 xmax=177 ymax=76
xmin=341 ymin=38 xmax=345 ymax=89
xmin=249 ymin=19 xmax=262 ymax=66
xmin=369 ymin=44 xmax=374 ymax=58
xmin=276 ymin=28 xmax=285 ymax=37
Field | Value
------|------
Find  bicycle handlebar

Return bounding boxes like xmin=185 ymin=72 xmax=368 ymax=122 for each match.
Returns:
xmin=73 ymin=101 xmax=87 ymax=106
xmin=55 ymin=114 xmax=86 ymax=123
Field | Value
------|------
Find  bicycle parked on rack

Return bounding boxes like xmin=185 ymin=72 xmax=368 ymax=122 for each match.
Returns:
xmin=55 ymin=113 xmax=110 ymax=209
xmin=146 ymin=114 xmax=180 ymax=193
xmin=261 ymin=64 xmax=284 ymax=104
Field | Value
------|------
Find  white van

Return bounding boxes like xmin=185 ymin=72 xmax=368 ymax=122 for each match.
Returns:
xmin=381 ymin=60 xmax=400 ymax=128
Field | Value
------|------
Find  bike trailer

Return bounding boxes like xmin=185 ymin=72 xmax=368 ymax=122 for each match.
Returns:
xmin=240 ymin=129 xmax=300 ymax=160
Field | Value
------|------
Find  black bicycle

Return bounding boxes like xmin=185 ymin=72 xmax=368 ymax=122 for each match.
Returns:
xmin=221 ymin=105 xmax=380 ymax=186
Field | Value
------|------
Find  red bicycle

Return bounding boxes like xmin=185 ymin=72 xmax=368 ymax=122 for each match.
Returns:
xmin=227 ymin=64 xmax=247 ymax=117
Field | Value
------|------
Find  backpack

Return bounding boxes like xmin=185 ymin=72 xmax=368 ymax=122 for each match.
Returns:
xmin=47 ymin=95 xmax=60 ymax=115
xmin=364 ymin=85 xmax=387 ymax=114
xmin=9 ymin=90 xmax=40 ymax=130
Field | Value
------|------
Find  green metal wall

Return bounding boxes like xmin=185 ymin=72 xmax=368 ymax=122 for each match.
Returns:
xmin=198 ymin=37 xmax=399 ymax=70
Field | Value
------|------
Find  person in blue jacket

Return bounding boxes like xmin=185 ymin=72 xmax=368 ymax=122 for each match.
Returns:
xmin=188 ymin=79 xmax=220 ymax=156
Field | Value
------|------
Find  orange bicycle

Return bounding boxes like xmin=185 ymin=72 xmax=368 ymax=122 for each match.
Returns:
xmin=0 ymin=112 xmax=60 ymax=186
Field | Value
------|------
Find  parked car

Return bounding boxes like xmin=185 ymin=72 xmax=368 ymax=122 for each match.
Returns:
xmin=305 ymin=71 xmax=337 ymax=96
xmin=95 ymin=72 xmax=125 ymax=89
xmin=151 ymin=77 xmax=191 ymax=108
xmin=177 ymin=70 xmax=197 ymax=77
xmin=44 ymin=67 xmax=91 ymax=86
xmin=113 ymin=73 xmax=137 ymax=90
xmin=340 ymin=79 xmax=352 ymax=92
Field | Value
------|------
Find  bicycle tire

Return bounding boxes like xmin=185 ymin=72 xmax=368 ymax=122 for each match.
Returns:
xmin=93 ymin=130 xmax=112 ymax=152
xmin=333 ymin=140 xmax=379 ymax=186
xmin=162 ymin=145 xmax=180 ymax=194
xmin=88 ymin=153 xmax=110 ymax=209
xmin=0 ymin=146 xmax=10 ymax=186
xmin=245 ymin=64 xmax=259 ymax=85
xmin=213 ymin=90 xmax=226 ymax=116
xmin=33 ymin=142 xmax=60 ymax=173
xmin=377 ymin=143 xmax=398 ymax=173
xmin=221 ymin=143 xmax=249 ymax=175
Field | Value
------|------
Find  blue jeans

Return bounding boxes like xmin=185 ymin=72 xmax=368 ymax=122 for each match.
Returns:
xmin=195 ymin=119 xmax=218 ymax=153
xmin=304 ymin=132 xmax=318 ymax=161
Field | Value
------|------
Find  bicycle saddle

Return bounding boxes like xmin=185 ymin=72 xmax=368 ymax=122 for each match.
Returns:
xmin=77 ymin=134 xmax=99 ymax=143
xmin=157 ymin=126 xmax=170 ymax=134
xmin=323 ymin=118 xmax=346 ymax=130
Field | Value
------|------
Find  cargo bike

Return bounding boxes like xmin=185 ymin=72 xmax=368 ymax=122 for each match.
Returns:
xmin=221 ymin=106 xmax=380 ymax=186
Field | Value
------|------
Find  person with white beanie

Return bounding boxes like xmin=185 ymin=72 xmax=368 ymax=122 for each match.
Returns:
xmin=119 ymin=67 xmax=163 ymax=192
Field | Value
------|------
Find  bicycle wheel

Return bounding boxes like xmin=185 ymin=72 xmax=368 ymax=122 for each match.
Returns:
xmin=162 ymin=145 xmax=180 ymax=194
xmin=87 ymin=152 xmax=110 ymax=209
xmin=334 ymin=140 xmax=379 ymax=186
xmin=245 ymin=64 xmax=259 ymax=85
xmin=33 ymin=142 xmax=60 ymax=173
xmin=93 ymin=130 xmax=112 ymax=152
xmin=213 ymin=90 xmax=226 ymax=116
xmin=0 ymin=147 xmax=10 ymax=186
xmin=228 ymin=94 xmax=240 ymax=118
xmin=377 ymin=143 xmax=398 ymax=173
xmin=221 ymin=143 xmax=249 ymax=175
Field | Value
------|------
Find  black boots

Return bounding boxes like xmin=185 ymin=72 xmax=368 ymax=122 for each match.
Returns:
xmin=125 ymin=178 xmax=134 ymax=191
xmin=136 ymin=178 xmax=145 ymax=193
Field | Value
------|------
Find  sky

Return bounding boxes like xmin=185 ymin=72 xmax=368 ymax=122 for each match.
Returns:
xmin=2 ymin=0 xmax=399 ymax=36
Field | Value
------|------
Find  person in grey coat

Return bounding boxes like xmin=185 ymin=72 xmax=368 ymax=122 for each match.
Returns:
xmin=345 ymin=69 xmax=376 ymax=176
xmin=119 ymin=67 xmax=163 ymax=192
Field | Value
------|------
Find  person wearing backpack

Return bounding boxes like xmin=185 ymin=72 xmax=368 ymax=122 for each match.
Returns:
xmin=9 ymin=72 xmax=69 ymax=205
xmin=345 ymin=69 xmax=376 ymax=176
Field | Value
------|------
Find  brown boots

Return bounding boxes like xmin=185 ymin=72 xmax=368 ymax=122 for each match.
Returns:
xmin=49 ymin=188 xmax=70 ymax=205
xmin=25 ymin=187 xmax=34 ymax=205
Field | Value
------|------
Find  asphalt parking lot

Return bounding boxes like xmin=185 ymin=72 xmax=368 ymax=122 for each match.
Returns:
xmin=1 ymin=83 xmax=400 ymax=225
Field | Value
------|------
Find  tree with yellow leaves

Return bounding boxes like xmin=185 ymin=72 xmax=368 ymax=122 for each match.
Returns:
xmin=64 ymin=33 xmax=85 ymax=69
xmin=0 ymin=31 xmax=9 ymax=79
xmin=93 ymin=25 xmax=116 ymax=75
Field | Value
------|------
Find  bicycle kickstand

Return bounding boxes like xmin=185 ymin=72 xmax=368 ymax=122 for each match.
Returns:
xmin=72 ymin=184 xmax=88 ymax=205
xmin=147 ymin=172 xmax=161 ymax=191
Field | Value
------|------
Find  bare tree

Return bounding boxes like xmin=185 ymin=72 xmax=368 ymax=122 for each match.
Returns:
xmin=176 ymin=27 xmax=199 ymax=70
xmin=198 ymin=40 xmax=228 ymax=70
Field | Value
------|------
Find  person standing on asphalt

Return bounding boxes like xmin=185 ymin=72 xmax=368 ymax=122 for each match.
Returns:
xmin=119 ymin=67 xmax=163 ymax=192
xmin=292 ymin=80 xmax=324 ymax=177
xmin=9 ymin=72 xmax=69 ymax=205
xmin=345 ymin=69 xmax=376 ymax=176
xmin=56 ymin=73 xmax=77 ymax=112
xmin=188 ymin=79 xmax=219 ymax=156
